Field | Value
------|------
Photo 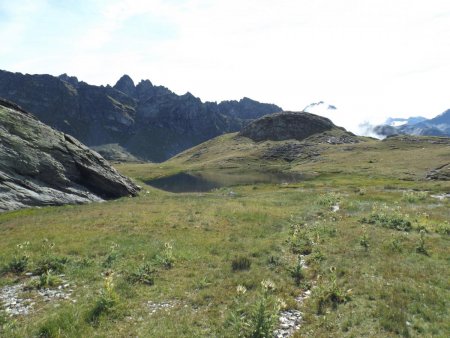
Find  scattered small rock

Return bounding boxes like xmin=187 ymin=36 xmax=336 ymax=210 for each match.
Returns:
xmin=146 ymin=300 xmax=179 ymax=314
xmin=274 ymin=253 xmax=312 ymax=337
xmin=274 ymin=309 xmax=303 ymax=337
xmin=430 ymin=193 xmax=450 ymax=201
xmin=331 ymin=204 xmax=340 ymax=212
xmin=0 ymin=283 xmax=33 ymax=316
xmin=0 ymin=278 xmax=74 ymax=316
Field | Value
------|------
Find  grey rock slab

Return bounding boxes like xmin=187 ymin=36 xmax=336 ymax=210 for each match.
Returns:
xmin=0 ymin=98 xmax=140 ymax=212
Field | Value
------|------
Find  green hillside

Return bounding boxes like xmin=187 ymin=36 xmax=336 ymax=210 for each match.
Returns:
xmin=1 ymin=132 xmax=449 ymax=337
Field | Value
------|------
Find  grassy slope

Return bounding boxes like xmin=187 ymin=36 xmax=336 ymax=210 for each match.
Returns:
xmin=0 ymin=133 xmax=449 ymax=337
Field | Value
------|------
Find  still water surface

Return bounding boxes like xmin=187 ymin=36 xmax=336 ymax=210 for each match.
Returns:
xmin=146 ymin=171 xmax=304 ymax=193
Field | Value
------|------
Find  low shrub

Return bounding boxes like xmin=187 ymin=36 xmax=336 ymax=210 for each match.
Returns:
xmin=34 ymin=256 xmax=69 ymax=275
xmin=227 ymin=280 xmax=282 ymax=338
xmin=25 ymin=270 xmax=62 ymax=290
xmin=360 ymin=206 xmax=412 ymax=231
xmin=4 ymin=256 xmax=29 ymax=274
xmin=156 ymin=242 xmax=175 ymax=269
xmin=2 ymin=242 xmax=30 ymax=274
xmin=314 ymin=268 xmax=351 ymax=315
xmin=436 ymin=221 xmax=450 ymax=235
xmin=289 ymin=226 xmax=313 ymax=255
xmin=317 ymin=192 xmax=341 ymax=208
xmin=402 ymin=191 xmax=427 ymax=203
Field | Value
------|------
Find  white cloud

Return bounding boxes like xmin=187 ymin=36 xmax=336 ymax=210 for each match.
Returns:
xmin=2 ymin=0 xmax=450 ymax=130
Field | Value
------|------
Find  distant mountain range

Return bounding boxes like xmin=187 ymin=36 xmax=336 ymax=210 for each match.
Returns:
xmin=0 ymin=70 xmax=281 ymax=161
xmin=374 ymin=110 xmax=450 ymax=137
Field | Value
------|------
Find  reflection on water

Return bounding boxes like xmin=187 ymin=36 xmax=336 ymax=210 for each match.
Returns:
xmin=146 ymin=171 xmax=304 ymax=193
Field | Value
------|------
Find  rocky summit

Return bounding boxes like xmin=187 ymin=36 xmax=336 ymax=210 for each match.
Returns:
xmin=0 ymin=69 xmax=281 ymax=162
xmin=0 ymin=99 xmax=139 ymax=212
xmin=239 ymin=111 xmax=340 ymax=142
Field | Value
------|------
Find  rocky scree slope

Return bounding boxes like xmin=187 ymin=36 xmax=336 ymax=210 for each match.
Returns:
xmin=0 ymin=99 xmax=139 ymax=212
xmin=0 ymin=70 xmax=281 ymax=162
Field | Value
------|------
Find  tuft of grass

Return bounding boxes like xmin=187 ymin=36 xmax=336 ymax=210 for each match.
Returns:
xmin=402 ymin=190 xmax=428 ymax=203
xmin=289 ymin=257 xmax=304 ymax=286
xmin=34 ymin=239 xmax=69 ymax=274
xmin=34 ymin=256 xmax=69 ymax=275
xmin=288 ymin=223 xmax=313 ymax=255
xmin=87 ymin=275 xmax=119 ymax=325
xmin=102 ymin=242 xmax=120 ymax=268
xmin=227 ymin=280 xmax=281 ymax=338
xmin=4 ymin=255 xmax=29 ymax=275
xmin=127 ymin=262 xmax=155 ymax=286
xmin=359 ymin=230 xmax=370 ymax=252
xmin=317 ymin=192 xmax=341 ymax=208
xmin=36 ymin=270 xmax=62 ymax=289
xmin=156 ymin=242 xmax=175 ymax=269
xmin=314 ymin=268 xmax=351 ymax=315
xmin=2 ymin=242 xmax=30 ymax=274
xmin=231 ymin=256 xmax=252 ymax=271
xmin=415 ymin=230 xmax=429 ymax=256
xmin=36 ymin=307 xmax=87 ymax=338
xmin=361 ymin=212 xmax=412 ymax=232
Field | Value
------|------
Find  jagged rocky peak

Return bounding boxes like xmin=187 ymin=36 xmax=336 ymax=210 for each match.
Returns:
xmin=135 ymin=79 xmax=155 ymax=99
xmin=182 ymin=91 xmax=201 ymax=102
xmin=114 ymin=74 xmax=136 ymax=97
xmin=0 ymin=98 xmax=140 ymax=212
xmin=58 ymin=73 xmax=79 ymax=87
xmin=0 ymin=69 xmax=284 ymax=162
xmin=217 ymin=97 xmax=282 ymax=120
xmin=239 ymin=111 xmax=339 ymax=142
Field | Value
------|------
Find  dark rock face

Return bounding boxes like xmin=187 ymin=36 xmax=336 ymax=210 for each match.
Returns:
xmin=373 ymin=125 xmax=399 ymax=137
xmin=426 ymin=163 xmax=450 ymax=181
xmin=217 ymin=97 xmax=282 ymax=120
xmin=0 ymin=70 xmax=281 ymax=162
xmin=0 ymin=99 xmax=140 ymax=212
xmin=113 ymin=74 xmax=137 ymax=98
xmin=239 ymin=111 xmax=337 ymax=142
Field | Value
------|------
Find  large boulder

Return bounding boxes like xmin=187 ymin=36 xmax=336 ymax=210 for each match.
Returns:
xmin=426 ymin=163 xmax=450 ymax=181
xmin=0 ymin=99 xmax=140 ymax=212
xmin=239 ymin=111 xmax=338 ymax=142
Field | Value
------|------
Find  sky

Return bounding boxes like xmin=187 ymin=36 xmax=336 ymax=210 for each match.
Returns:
xmin=1 ymin=0 xmax=449 ymax=133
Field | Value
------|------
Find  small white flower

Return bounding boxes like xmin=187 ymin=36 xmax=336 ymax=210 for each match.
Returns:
xmin=236 ymin=285 xmax=247 ymax=295
xmin=261 ymin=279 xmax=276 ymax=292
xmin=277 ymin=297 xmax=287 ymax=309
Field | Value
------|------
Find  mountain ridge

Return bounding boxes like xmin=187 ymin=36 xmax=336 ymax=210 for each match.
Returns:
xmin=0 ymin=69 xmax=282 ymax=162
xmin=374 ymin=110 xmax=450 ymax=137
